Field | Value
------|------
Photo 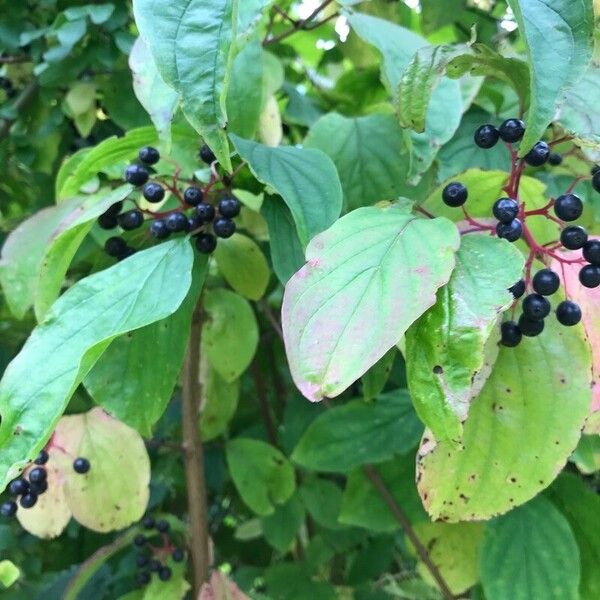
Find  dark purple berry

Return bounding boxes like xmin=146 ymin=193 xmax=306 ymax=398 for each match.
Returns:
xmin=142 ymin=516 xmax=155 ymax=529
xmin=1 ymin=501 xmax=17 ymax=517
xmin=138 ymin=146 xmax=160 ymax=165
xmin=501 ymin=321 xmax=522 ymax=347
xmin=474 ymin=124 xmax=499 ymax=148
xmin=125 ymin=164 xmax=149 ymax=186
xmin=184 ymin=186 xmax=204 ymax=206
xmin=165 ymin=212 xmax=189 ymax=233
xmin=524 ymin=141 xmax=550 ymax=166
xmin=143 ymin=182 xmax=165 ymax=204
xmin=493 ymin=198 xmax=519 ymax=223
xmin=556 ymin=301 xmax=582 ymax=326
xmin=98 ymin=213 xmax=118 ymax=230
xmin=8 ymin=478 xmax=29 ymax=496
xmin=554 ymin=194 xmax=583 ymax=222
xmin=19 ymin=493 xmax=38 ymax=509
xmin=149 ymin=559 xmax=161 ymax=572
xmin=532 ymin=269 xmax=559 ymax=296
xmin=158 ymin=566 xmax=172 ymax=581
xmin=518 ymin=314 xmax=545 ymax=337
xmin=118 ymin=210 xmax=144 ymax=231
xmin=548 ymin=153 xmax=562 ymax=166
xmin=199 ymin=144 xmax=216 ymax=164
xmin=591 ymin=165 xmax=600 ymax=176
xmin=136 ymin=554 xmax=149 ymax=568
xmin=150 ymin=220 xmax=170 ymax=240
xmin=73 ymin=457 xmax=90 ymax=474
xmin=218 ymin=196 xmax=241 ymax=218
xmin=195 ymin=233 xmax=217 ymax=254
xmin=106 ymin=201 xmax=123 ymax=217
xmin=172 ymin=548 xmax=185 ymax=562
xmin=196 ymin=203 xmax=216 ymax=222
xmin=188 ymin=215 xmax=203 ymax=230
xmin=583 ymin=240 xmax=600 ymax=265
xmin=30 ymin=479 xmax=48 ymax=495
xmin=105 ymin=236 xmax=128 ymax=258
xmin=134 ymin=534 xmax=147 ymax=547
xmin=593 ymin=171 xmax=600 ymax=193
xmin=522 ymin=293 xmax=551 ymax=320
xmin=34 ymin=450 xmax=49 ymax=465
xmin=28 ymin=467 xmax=47 ymax=484
xmin=509 ymin=279 xmax=526 ymax=299
xmin=442 ymin=182 xmax=468 ymax=207
xmin=136 ymin=571 xmax=151 ymax=586
xmin=560 ymin=225 xmax=588 ymax=250
xmin=498 ymin=119 xmax=525 ymax=143
xmin=213 ymin=217 xmax=236 ymax=238
xmin=156 ymin=519 xmax=170 ymax=533
xmin=496 ymin=218 xmax=522 ymax=242
xmin=579 ymin=264 xmax=600 ymax=288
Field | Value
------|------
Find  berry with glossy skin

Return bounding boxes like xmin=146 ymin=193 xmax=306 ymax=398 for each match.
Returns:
xmin=522 ymin=293 xmax=551 ymax=320
xmin=498 ymin=118 xmax=525 ymax=143
xmin=199 ymin=144 xmax=216 ymax=164
xmin=493 ymin=198 xmax=519 ymax=223
xmin=560 ymin=225 xmax=588 ymax=250
xmin=509 ymin=279 xmax=526 ymax=299
xmin=524 ymin=141 xmax=550 ymax=166
xmin=118 ymin=247 xmax=136 ymax=261
xmin=496 ymin=218 xmax=522 ymax=242
xmin=195 ymin=233 xmax=217 ymax=254
xmin=136 ymin=571 xmax=151 ymax=586
xmin=218 ymin=196 xmax=241 ymax=218
xmin=213 ymin=217 xmax=236 ymax=238
xmin=142 ymin=516 xmax=155 ymax=529
xmin=501 ymin=321 xmax=522 ymax=347
xmin=474 ymin=124 xmax=500 ymax=148
xmin=34 ymin=450 xmax=49 ymax=465
xmin=29 ymin=480 xmax=48 ymax=495
xmin=143 ymin=182 xmax=165 ymax=204
xmin=149 ymin=559 xmax=161 ymax=572
xmin=184 ymin=186 xmax=204 ymax=206
xmin=136 ymin=554 xmax=149 ymax=568
xmin=118 ymin=210 xmax=144 ymax=231
xmin=165 ymin=212 xmax=189 ymax=233
xmin=579 ymin=264 xmax=600 ymax=288
xmin=188 ymin=215 xmax=203 ymax=230
xmin=156 ymin=519 xmax=170 ymax=533
xmin=196 ymin=203 xmax=216 ymax=222
xmin=556 ymin=301 xmax=582 ymax=326
xmin=593 ymin=171 xmax=600 ymax=193
xmin=98 ymin=213 xmax=118 ymax=230
xmin=172 ymin=548 xmax=185 ymax=562
xmin=8 ymin=478 xmax=29 ymax=496
xmin=548 ymin=152 xmax=562 ymax=166
xmin=28 ymin=467 xmax=47 ymax=484
xmin=105 ymin=236 xmax=128 ymax=258
xmin=139 ymin=146 xmax=160 ymax=165
xmin=20 ymin=493 xmax=38 ymax=509
xmin=519 ymin=314 xmax=545 ymax=337
xmin=158 ymin=566 xmax=172 ymax=582
xmin=442 ymin=182 xmax=468 ymax=207
xmin=1 ymin=501 xmax=17 ymax=517
xmin=125 ymin=164 xmax=149 ymax=186
xmin=554 ymin=194 xmax=583 ymax=222
xmin=73 ymin=457 xmax=90 ymax=474
xmin=583 ymin=240 xmax=600 ymax=265
xmin=150 ymin=220 xmax=170 ymax=240
xmin=532 ymin=268 xmax=560 ymax=296
xmin=134 ymin=534 xmax=146 ymax=547
xmin=106 ymin=201 xmax=123 ymax=217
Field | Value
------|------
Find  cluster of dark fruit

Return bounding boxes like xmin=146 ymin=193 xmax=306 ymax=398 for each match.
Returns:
xmin=0 ymin=76 xmax=17 ymax=99
xmin=97 ymin=144 xmax=241 ymax=259
xmin=132 ymin=515 xmax=185 ymax=586
xmin=0 ymin=453 xmax=91 ymax=518
xmin=440 ymin=118 xmax=600 ymax=348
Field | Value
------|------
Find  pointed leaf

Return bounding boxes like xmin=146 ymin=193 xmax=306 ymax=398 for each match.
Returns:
xmin=282 ymin=205 xmax=459 ymax=402
xmin=361 ymin=348 xmax=396 ymax=402
xmin=261 ymin=494 xmax=305 ymax=552
xmin=405 ymin=234 xmax=525 ymax=442
xmin=417 ymin=317 xmax=592 ymax=521
xmin=0 ymin=239 xmax=193 ymax=490
xmin=299 ymin=478 xmax=343 ymax=530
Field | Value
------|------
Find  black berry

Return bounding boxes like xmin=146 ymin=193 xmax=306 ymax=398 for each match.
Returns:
xmin=143 ymin=182 xmax=165 ymax=204
xmin=29 ymin=480 xmax=48 ymax=495
xmin=532 ymin=269 xmax=560 ymax=296
xmin=195 ymin=233 xmax=217 ymax=254
xmin=556 ymin=301 xmax=582 ymax=326
xmin=442 ymin=182 xmax=468 ymax=207
xmin=501 ymin=321 xmax=522 ymax=347
xmin=136 ymin=571 xmax=151 ymax=586
xmin=172 ymin=548 xmax=185 ymax=562
xmin=498 ymin=119 xmax=525 ymax=143
xmin=156 ymin=519 xmax=170 ymax=533
xmin=142 ymin=516 xmax=155 ymax=529
xmin=118 ymin=247 xmax=136 ymax=261
xmin=554 ymin=194 xmax=583 ymax=222
xmin=134 ymin=534 xmax=147 ymax=547
xmin=8 ymin=478 xmax=29 ymax=496
xmin=524 ymin=141 xmax=550 ymax=167
xmin=213 ymin=217 xmax=236 ymax=238
xmin=196 ymin=203 xmax=216 ymax=222
xmin=199 ymin=144 xmax=216 ymax=164
xmin=98 ymin=213 xmax=118 ymax=230
xmin=149 ymin=559 xmax=161 ymax=572
xmin=125 ymin=164 xmax=150 ymax=186
xmin=118 ymin=210 xmax=144 ymax=231
xmin=592 ymin=171 xmax=600 ymax=193
xmin=579 ymin=264 xmax=600 ymax=288
xmin=150 ymin=220 xmax=170 ymax=240
xmin=509 ymin=279 xmax=526 ymax=299
xmin=493 ymin=198 xmax=519 ymax=223
xmin=184 ymin=186 xmax=204 ymax=206
xmin=583 ymin=240 xmax=600 ymax=265
xmin=34 ymin=450 xmax=49 ymax=465
xmin=474 ymin=124 xmax=499 ymax=148
xmin=518 ymin=314 xmax=545 ymax=337
xmin=188 ymin=215 xmax=203 ymax=230
xmin=73 ymin=457 xmax=90 ymax=474
xmin=139 ymin=146 xmax=160 ymax=165
xmin=136 ymin=554 xmax=149 ymax=567
xmin=560 ymin=225 xmax=588 ymax=250
xmin=522 ymin=293 xmax=551 ymax=320
xmin=548 ymin=153 xmax=562 ymax=166
xmin=218 ymin=196 xmax=241 ymax=218
xmin=20 ymin=493 xmax=38 ymax=509
xmin=105 ymin=236 xmax=128 ymax=258
xmin=591 ymin=165 xmax=600 ymax=176
xmin=158 ymin=566 xmax=172 ymax=581
xmin=496 ymin=218 xmax=522 ymax=242
xmin=165 ymin=212 xmax=190 ymax=233
xmin=1 ymin=501 xmax=17 ymax=517
xmin=105 ymin=201 xmax=123 ymax=217
xmin=28 ymin=467 xmax=47 ymax=484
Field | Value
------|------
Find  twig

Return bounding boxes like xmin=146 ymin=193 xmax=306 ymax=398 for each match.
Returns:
xmin=0 ymin=55 xmax=30 ymax=64
xmin=250 ymin=358 xmax=279 ymax=447
xmin=363 ymin=465 xmax=456 ymax=600
xmin=181 ymin=301 xmax=210 ymax=593
xmin=260 ymin=301 xmax=284 ymax=341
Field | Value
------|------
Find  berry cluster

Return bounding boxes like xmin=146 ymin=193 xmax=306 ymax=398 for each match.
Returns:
xmin=438 ymin=118 xmax=600 ymax=348
xmin=0 ymin=453 xmax=91 ymax=519
xmin=132 ymin=515 xmax=185 ymax=586
xmin=97 ymin=144 xmax=240 ymax=259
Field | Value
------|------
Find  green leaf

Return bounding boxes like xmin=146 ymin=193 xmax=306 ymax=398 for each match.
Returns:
xmin=339 ymin=455 xmax=428 ymax=532
xmin=226 ymin=438 xmax=295 ymax=516
xmin=237 ymin=1 xmax=272 ymax=39
xmin=417 ymin=316 xmax=592 ymax=521
xmin=421 ymin=0 xmax=465 ymax=34
xmin=570 ymin=434 xmax=600 ymax=474
xmin=35 ymin=185 xmax=134 ymax=320
xmin=0 ymin=560 xmax=19 ymax=589
xmin=65 ymin=82 xmax=96 ymax=116
xmin=261 ymin=195 xmax=304 ymax=285
xmin=506 ymin=0 xmax=594 ymax=155
xmin=547 ymin=473 xmax=600 ymax=600
xmin=282 ymin=205 xmax=459 ymax=401
xmin=480 ymin=496 xmax=580 ymax=600
xmin=299 ymin=478 xmax=343 ymax=530
xmin=133 ymin=0 xmax=239 ymax=171
xmin=85 ymin=258 xmax=207 ymax=436
xmin=304 ymin=113 xmax=409 ymax=211
xmin=361 ymin=348 xmax=396 ymax=402
xmin=261 ymin=494 xmax=305 ymax=552
xmin=230 ymin=135 xmax=343 ymax=248
xmin=405 ymin=235 xmax=525 ymax=442
xmin=292 ymin=390 xmax=424 ymax=472
xmin=129 ymin=37 xmax=179 ymax=149
xmin=226 ymin=38 xmax=264 ymax=139
xmin=202 ymin=288 xmax=259 ymax=382
xmin=57 ymin=126 xmax=157 ymax=199
xmin=446 ymin=44 xmax=530 ymax=114
xmin=213 ymin=233 xmax=270 ymax=301
xmin=0 ymin=239 xmax=194 ymax=490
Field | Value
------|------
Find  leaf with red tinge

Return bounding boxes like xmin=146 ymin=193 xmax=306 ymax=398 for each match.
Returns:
xmin=282 ymin=204 xmax=460 ymax=402
xmin=199 ymin=571 xmax=250 ymax=600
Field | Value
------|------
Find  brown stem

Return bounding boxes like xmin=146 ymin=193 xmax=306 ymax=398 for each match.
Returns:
xmin=0 ymin=55 xmax=31 ymax=64
xmin=250 ymin=358 xmax=279 ymax=447
xmin=0 ymin=80 xmax=38 ymax=140
xmin=362 ymin=465 xmax=456 ymax=600
xmin=181 ymin=301 xmax=210 ymax=594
